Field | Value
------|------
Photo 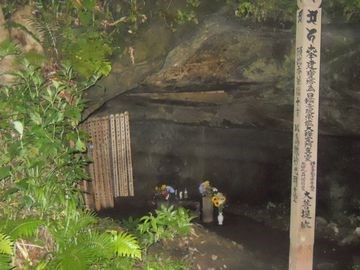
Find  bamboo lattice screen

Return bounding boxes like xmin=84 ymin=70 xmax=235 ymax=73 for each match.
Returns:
xmin=80 ymin=112 xmax=134 ymax=211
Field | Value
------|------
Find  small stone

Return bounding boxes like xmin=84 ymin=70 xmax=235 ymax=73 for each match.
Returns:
xmin=188 ymin=247 xmax=199 ymax=254
xmin=211 ymin=254 xmax=218 ymax=261
xmin=354 ymin=227 xmax=360 ymax=237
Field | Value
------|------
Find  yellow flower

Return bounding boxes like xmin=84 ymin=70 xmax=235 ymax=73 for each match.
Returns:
xmin=161 ymin=184 xmax=167 ymax=190
xmin=212 ymin=192 xmax=226 ymax=208
xmin=212 ymin=196 xmax=220 ymax=207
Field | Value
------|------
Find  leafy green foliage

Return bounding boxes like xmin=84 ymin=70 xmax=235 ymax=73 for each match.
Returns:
xmin=121 ymin=216 xmax=141 ymax=232
xmin=0 ymin=35 xmax=144 ymax=270
xmin=1 ymin=0 xmax=204 ymax=79
xmin=49 ymin=229 xmax=141 ymax=269
xmin=0 ymin=166 xmax=11 ymax=181
xmin=0 ymin=254 xmax=12 ymax=270
xmin=0 ymin=233 xmax=13 ymax=255
xmin=0 ymin=39 xmax=19 ymax=60
xmin=99 ymin=256 xmax=136 ymax=270
xmin=48 ymin=211 xmax=141 ymax=269
xmin=0 ymin=62 xmax=90 ymax=219
xmin=0 ymin=214 xmax=43 ymax=268
xmin=51 ymin=243 xmax=96 ymax=270
xmin=137 ymin=206 xmax=194 ymax=249
xmin=108 ymin=231 xmax=142 ymax=259
xmin=0 ymin=218 xmax=43 ymax=239
xmin=323 ymin=0 xmax=360 ymax=22
xmin=50 ymin=211 xmax=98 ymax=245
xmin=0 ymin=219 xmax=49 ymax=269
xmin=1 ymin=0 xmax=114 ymax=78
xmin=175 ymin=9 xmax=198 ymax=25
xmin=232 ymin=0 xmax=297 ymax=24
xmin=175 ymin=0 xmax=201 ymax=25
xmin=0 ymin=2 xmax=199 ymax=268
xmin=228 ymin=0 xmax=360 ymax=24
xmin=61 ymin=31 xmax=112 ymax=78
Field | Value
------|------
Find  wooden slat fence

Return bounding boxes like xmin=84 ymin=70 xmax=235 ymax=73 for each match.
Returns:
xmin=80 ymin=112 xmax=134 ymax=211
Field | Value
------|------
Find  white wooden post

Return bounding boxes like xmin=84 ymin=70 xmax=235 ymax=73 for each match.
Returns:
xmin=289 ymin=0 xmax=322 ymax=269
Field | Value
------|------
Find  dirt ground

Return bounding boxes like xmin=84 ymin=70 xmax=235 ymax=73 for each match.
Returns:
xmin=147 ymin=223 xmax=266 ymax=270
xmin=99 ymin=199 xmax=360 ymax=270
xmin=145 ymin=213 xmax=359 ymax=270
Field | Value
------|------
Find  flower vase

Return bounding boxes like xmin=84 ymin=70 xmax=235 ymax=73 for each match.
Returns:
xmin=217 ymin=212 xmax=224 ymax=225
xmin=201 ymin=196 xmax=214 ymax=223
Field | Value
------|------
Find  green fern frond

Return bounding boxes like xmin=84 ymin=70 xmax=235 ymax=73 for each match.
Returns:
xmin=0 ymin=234 xmax=12 ymax=270
xmin=28 ymin=16 xmax=60 ymax=58
xmin=52 ymin=230 xmax=113 ymax=270
xmin=52 ymin=230 xmax=129 ymax=269
xmin=0 ymin=218 xmax=42 ymax=239
xmin=50 ymin=211 xmax=98 ymax=250
xmin=77 ymin=232 xmax=113 ymax=259
xmin=0 ymin=233 xmax=13 ymax=255
xmin=110 ymin=231 xmax=142 ymax=259
xmin=52 ymin=211 xmax=97 ymax=242
xmin=64 ymin=211 xmax=97 ymax=238
xmin=0 ymin=254 xmax=12 ymax=270
xmin=51 ymin=244 xmax=94 ymax=270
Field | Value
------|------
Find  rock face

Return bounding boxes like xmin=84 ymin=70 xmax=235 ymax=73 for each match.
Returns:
xmin=0 ymin=6 xmax=44 ymax=85
xmin=87 ymin=9 xmax=360 ymax=217
xmin=87 ymin=11 xmax=360 ymax=136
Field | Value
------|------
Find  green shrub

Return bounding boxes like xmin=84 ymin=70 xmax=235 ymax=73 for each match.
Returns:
xmin=137 ymin=205 xmax=194 ymax=250
xmin=0 ymin=60 xmax=141 ymax=268
xmin=0 ymin=61 xmax=91 ymax=219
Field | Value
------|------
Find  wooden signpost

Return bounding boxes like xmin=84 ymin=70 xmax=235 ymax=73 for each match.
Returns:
xmin=82 ymin=112 xmax=134 ymax=211
xmin=289 ymin=0 xmax=322 ymax=269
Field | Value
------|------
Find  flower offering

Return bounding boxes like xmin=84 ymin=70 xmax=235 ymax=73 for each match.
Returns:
xmin=211 ymin=192 xmax=226 ymax=213
xmin=154 ymin=184 xmax=175 ymax=201
xmin=199 ymin=180 xmax=226 ymax=212
xmin=199 ymin=180 xmax=218 ymax=197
